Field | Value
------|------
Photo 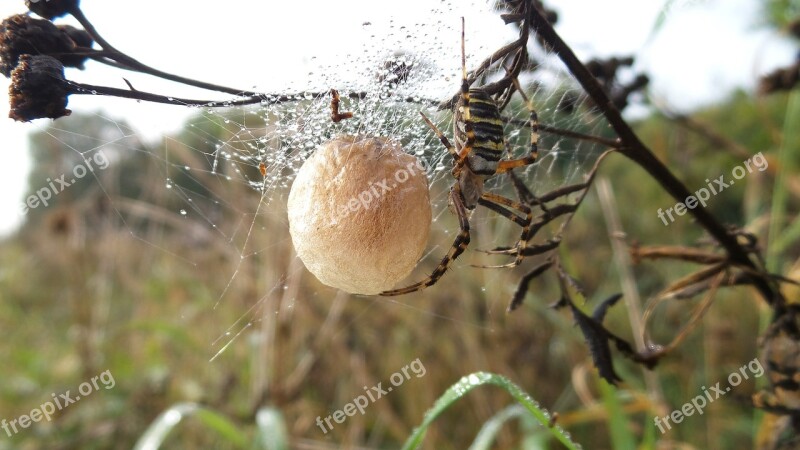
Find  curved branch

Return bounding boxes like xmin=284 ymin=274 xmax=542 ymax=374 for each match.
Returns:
xmin=525 ymin=5 xmax=782 ymax=309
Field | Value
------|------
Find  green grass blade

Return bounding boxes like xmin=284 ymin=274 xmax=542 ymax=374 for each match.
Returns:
xmin=195 ymin=409 xmax=249 ymax=447
xmin=468 ymin=404 xmax=527 ymax=450
xmin=598 ymin=379 xmax=636 ymax=450
xmin=254 ymin=407 xmax=289 ymax=450
xmin=401 ymin=372 xmax=581 ymax=450
xmin=767 ymin=90 xmax=800 ymax=270
xmin=647 ymin=1 xmax=709 ymax=44
xmin=647 ymin=0 xmax=678 ymax=43
xmin=133 ymin=402 xmax=248 ymax=450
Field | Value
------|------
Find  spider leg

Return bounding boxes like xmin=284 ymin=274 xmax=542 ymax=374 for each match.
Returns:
xmin=480 ymin=198 xmax=579 ymax=258
xmin=473 ymin=192 xmax=532 ymax=268
xmin=454 ymin=16 xmax=476 ymax=173
xmin=495 ymin=85 xmax=539 ymax=174
xmin=419 ymin=112 xmax=458 ymax=160
xmin=380 ymin=185 xmax=471 ymax=296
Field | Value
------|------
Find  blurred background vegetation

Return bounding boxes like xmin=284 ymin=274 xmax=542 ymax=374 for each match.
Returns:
xmin=1 ymin=1 xmax=799 ymax=449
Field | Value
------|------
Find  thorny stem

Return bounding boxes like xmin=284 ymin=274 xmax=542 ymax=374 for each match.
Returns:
xmin=526 ymin=5 xmax=782 ymax=309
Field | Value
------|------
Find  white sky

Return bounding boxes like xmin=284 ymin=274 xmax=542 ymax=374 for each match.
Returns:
xmin=0 ymin=0 xmax=794 ymax=235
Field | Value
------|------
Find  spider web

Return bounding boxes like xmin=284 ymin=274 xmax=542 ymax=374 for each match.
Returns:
xmin=24 ymin=0 xmax=615 ymax=360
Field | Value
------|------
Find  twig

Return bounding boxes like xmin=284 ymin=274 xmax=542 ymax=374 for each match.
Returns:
xmin=504 ymin=117 xmax=622 ymax=148
xmin=65 ymin=80 xmax=366 ymax=108
xmin=68 ymin=6 xmax=260 ymax=97
xmin=526 ymin=5 xmax=782 ymax=310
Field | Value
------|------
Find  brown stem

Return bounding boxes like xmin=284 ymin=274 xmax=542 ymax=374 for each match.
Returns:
xmin=69 ymin=6 xmax=260 ymax=97
xmin=526 ymin=5 xmax=781 ymax=308
xmin=503 ymin=117 xmax=621 ymax=148
xmin=66 ymin=81 xmax=365 ymax=108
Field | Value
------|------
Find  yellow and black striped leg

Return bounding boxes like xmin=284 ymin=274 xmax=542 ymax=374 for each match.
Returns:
xmin=495 ymin=89 xmax=539 ymax=174
xmin=474 ymin=192 xmax=532 ymax=268
xmin=454 ymin=16 xmax=477 ymax=173
xmin=380 ymin=185 xmax=471 ymax=296
xmin=419 ymin=111 xmax=458 ymax=160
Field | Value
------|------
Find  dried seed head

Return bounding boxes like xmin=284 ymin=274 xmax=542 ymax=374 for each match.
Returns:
xmin=378 ymin=53 xmax=414 ymax=86
xmin=58 ymin=24 xmax=92 ymax=48
xmin=758 ymin=60 xmax=800 ymax=95
xmin=57 ymin=25 xmax=93 ymax=69
xmin=25 ymin=0 xmax=79 ymax=20
xmin=9 ymin=54 xmax=71 ymax=122
xmin=0 ymin=14 xmax=89 ymax=77
xmin=789 ymin=18 xmax=800 ymax=40
xmin=532 ymin=0 xmax=558 ymax=25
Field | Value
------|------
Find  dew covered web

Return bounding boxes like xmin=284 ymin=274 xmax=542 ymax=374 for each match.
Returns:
xmin=49 ymin=0 xmax=614 ymax=359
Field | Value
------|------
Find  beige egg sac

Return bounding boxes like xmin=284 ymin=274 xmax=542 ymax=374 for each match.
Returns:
xmin=287 ymin=135 xmax=432 ymax=295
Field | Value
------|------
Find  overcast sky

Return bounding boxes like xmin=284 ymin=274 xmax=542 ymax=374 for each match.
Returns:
xmin=0 ymin=0 xmax=794 ymax=235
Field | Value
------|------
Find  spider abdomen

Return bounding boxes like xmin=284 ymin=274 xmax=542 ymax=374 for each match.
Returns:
xmin=455 ymin=88 xmax=505 ymax=176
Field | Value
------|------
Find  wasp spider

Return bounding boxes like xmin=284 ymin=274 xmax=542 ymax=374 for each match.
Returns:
xmin=381 ymin=18 xmax=540 ymax=296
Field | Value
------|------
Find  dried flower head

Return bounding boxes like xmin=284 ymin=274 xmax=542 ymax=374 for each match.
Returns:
xmin=789 ymin=18 xmax=800 ymax=40
xmin=25 ymin=0 xmax=79 ymax=20
xmin=758 ymin=59 xmax=800 ymax=95
xmin=378 ymin=54 xmax=414 ymax=86
xmin=9 ymin=54 xmax=71 ymax=122
xmin=0 ymin=14 xmax=89 ymax=77
xmin=57 ymin=24 xmax=93 ymax=69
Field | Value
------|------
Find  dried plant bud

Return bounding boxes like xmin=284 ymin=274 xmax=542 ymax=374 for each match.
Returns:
xmin=543 ymin=9 xmax=558 ymax=25
xmin=789 ymin=18 xmax=800 ymax=40
xmin=57 ymin=25 xmax=93 ymax=69
xmin=378 ymin=53 xmax=414 ymax=86
xmin=25 ymin=0 xmax=79 ymax=20
xmin=531 ymin=0 xmax=557 ymax=25
xmin=759 ymin=60 xmax=800 ymax=95
xmin=0 ymin=14 xmax=88 ymax=77
xmin=585 ymin=56 xmax=635 ymax=85
xmin=556 ymin=90 xmax=579 ymax=115
xmin=9 ymin=54 xmax=71 ymax=121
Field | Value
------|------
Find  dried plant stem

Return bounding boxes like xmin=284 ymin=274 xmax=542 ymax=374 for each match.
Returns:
xmin=504 ymin=117 xmax=621 ymax=148
xmin=595 ymin=177 xmax=666 ymax=412
xmin=595 ymin=178 xmax=645 ymax=349
xmin=68 ymin=6 xmax=260 ymax=97
xmin=526 ymin=5 xmax=781 ymax=310
xmin=66 ymin=81 xmax=367 ymax=108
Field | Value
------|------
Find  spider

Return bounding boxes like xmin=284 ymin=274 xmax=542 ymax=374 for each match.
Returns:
xmin=379 ymin=18 xmax=541 ymax=296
